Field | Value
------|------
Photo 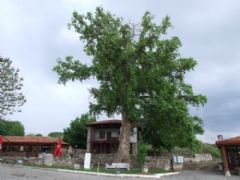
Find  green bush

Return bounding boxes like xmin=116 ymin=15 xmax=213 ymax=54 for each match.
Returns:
xmin=201 ymin=143 xmax=221 ymax=159
xmin=170 ymin=143 xmax=221 ymax=159
xmin=137 ymin=141 xmax=149 ymax=168
xmin=0 ymin=120 xmax=24 ymax=136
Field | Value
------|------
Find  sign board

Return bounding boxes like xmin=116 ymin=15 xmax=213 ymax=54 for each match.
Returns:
xmin=173 ymin=155 xmax=184 ymax=164
xmin=130 ymin=128 xmax=137 ymax=143
xmin=173 ymin=156 xmax=177 ymax=163
xmin=177 ymin=156 xmax=184 ymax=163
xmin=84 ymin=153 xmax=91 ymax=169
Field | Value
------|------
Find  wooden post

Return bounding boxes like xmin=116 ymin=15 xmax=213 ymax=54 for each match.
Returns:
xmin=221 ymin=145 xmax=231 ymax=176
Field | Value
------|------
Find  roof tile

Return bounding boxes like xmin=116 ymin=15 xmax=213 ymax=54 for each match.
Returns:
xmin=86 ymin=119 xmax=122 ymax=126
xmin=216 ymin=136 xmax=240 ymax=145
xmin=2 ymin=136 xmax=68 ymax=145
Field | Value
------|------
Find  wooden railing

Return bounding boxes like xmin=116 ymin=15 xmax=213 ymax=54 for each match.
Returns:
xmin=90 ymin=137 xmax=119 ymax=143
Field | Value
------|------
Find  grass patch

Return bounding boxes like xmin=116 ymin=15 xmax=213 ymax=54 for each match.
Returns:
xmin=24 ymin=164 xmax=173 ymax=175
xmin=83 ymin=167 xmax=172 ymax=174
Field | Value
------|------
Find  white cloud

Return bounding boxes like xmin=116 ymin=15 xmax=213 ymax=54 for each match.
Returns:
xmin=56 ymin=28 xmax=79 ymax=45
xmin=8 ymin=81 xmax=94 ymax=135
xmin=198 ymin=128 xmax=240 ymax=144
xmin=2 ymin=0 xmax=240 ymax=142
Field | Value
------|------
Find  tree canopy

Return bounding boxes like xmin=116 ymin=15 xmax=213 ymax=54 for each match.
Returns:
xmin=54 ymin=7 xmax=206 ymax=160
xmin=0 ymin=56 xmax=26 ymax=120
xmin=48 ymin=132 xmax=63 ymax=138
xmin=63 ymin=113 xmax=95 ymax=148
xmin=25 ymin=133 xmax=43 ymax=137
xmin=0 ymin=120 xmax=25 ymax=136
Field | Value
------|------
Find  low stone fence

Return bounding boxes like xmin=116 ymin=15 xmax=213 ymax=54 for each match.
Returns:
xmin=73 ymin=149 xmax=86 ymax=157
xmin=184 ymin=153 xmax=213 ymax=163
xmin=144 ymin=155 xmax=171 ymax=170
xmin=91 ymin=153 xmax=116 ymax=166
xmin=0 ymin=151 xmax=213 ymax=170
xmin=0 ymin=153 xmax=84 ymax=169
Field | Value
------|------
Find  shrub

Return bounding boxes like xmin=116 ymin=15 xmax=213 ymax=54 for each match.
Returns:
xmin=137 ymin=141 xmax=149 ymax=168
xmin=201 ymin=143 xmax=221 ymax=159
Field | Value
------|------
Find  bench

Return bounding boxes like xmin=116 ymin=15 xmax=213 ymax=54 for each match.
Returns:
xmin=105 ymin=163 xmax=130 ymax=170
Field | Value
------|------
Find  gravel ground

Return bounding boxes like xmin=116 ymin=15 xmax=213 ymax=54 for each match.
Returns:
xmin=0 ymin=163 xmax=239 ymax=180
xmin=161 ymin=170 xmax=238 ymax=180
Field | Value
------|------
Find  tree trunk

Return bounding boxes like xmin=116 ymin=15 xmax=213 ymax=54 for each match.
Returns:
xmin=115 ymin=111 xmax=132 ymax=162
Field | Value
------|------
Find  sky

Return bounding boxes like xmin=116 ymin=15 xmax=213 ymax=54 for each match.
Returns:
xmin=0 ymin=0 xmax=240 ymax=143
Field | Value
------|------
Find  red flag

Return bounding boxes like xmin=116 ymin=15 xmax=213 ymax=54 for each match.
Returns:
xmin=0 ymin=135 xmax=3 ymax=150
xmin=55 ymin=137 xmax=62 ymax=157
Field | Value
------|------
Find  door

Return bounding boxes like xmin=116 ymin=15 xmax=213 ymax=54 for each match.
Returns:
xmin=107 ymin=132 xmax=111 ymax=141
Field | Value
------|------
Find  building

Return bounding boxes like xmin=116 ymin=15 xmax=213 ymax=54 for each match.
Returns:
xmin=86 ymin=120 xmax=138 ymax=155
xmin=0 ymin=136 xmax=69 ymax=157
xmin=216 ymin=135 xmax=240 ymax=176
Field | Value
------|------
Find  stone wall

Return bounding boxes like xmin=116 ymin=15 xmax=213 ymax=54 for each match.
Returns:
xmin=0 ymin=151 xmax=213 ymax=170
xmin=91 ymin=153 xmax=116 ymax=166
xmin=1 ymin=156 xmax=84 ymax=170
xmin=144 ymin=155 xmax=171 ymax=170
xmin=184 ymin=153 xmax=213 ymax=163
xmin=143 ymin=154 xmax=212 ymax=170
xmin=73 ymin=149 xmax=86 ymax=157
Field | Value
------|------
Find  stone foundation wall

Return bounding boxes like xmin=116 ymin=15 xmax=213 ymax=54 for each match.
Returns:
xmin=184 ymin=153 xmax=213 ymax=162
xmin=0 ymin=153 xmax=84 ymax=169
xmin=144 ymin=155 xmax=171 ymax=170
xmin=0 ymin=151 xmax=213 ymax=170
xmin=91 ymin=153 xmax=115 ymax=166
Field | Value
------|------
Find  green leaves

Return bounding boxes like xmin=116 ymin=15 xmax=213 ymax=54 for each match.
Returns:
xmin=63 ymin=113 xmax=95 ymax=148
xmin=54 ymin=7 xmax=207 ymax=152
xmin=48 ymin=132 xmax=63 ymax=138
xmin=0 ymin=56 xmax=26 ymax=120
xmin=137 ymin=141 xmax=149 ymax=168
xmin=0 ymin=120 xmax=25 ymax=136
xmin=53 ymin=56 xmax=92 ymax=84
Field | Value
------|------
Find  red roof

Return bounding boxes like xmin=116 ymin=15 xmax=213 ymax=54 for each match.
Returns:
xmin=2 ymin=136 xmax=68 ymax=145
xmin=86 ymin=119 xmax=122 ymax=126
xmin=216 ymin=136 xmax=240 ymax=145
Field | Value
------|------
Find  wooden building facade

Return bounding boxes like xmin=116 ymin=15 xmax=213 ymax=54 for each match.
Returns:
xmin=0 ymin=136 xmax=68 ymax=157
xmin=86 ymin=120 xmax=138 ymax=155
xmin=216 ymin=136 xmax=240 ymax=176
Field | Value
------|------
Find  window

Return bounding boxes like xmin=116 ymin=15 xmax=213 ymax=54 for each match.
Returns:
xmin=42 ymin=145 xmax=52 ymax=153
xmin=112 ymin=131 xmax=119 ymax=138
xmin=99 ymin=131 xmax=105 ymax=139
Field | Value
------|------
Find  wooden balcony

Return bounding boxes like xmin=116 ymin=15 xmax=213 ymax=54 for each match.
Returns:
xmin=90 ymin=137 xmax=119 ymax=143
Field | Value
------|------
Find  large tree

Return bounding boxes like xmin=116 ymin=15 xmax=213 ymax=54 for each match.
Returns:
xmin=0 ymin=120 xmax=25 ymax=136
xmin=0 ymin=56 xmax=26 ymax=120
xmin=54 ymin=8 xmax=206 ymax=162
xmin=63 ymin=113 xmax=95 ymax=148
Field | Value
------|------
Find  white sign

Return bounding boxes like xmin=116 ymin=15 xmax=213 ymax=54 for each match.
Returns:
xmin=130 ymin=128 xmax=137 ymax=143
xmin=173 ymin=155 xmax=184 ymax=164
xmin=173 ymin=155 xmax=177 ymax=163
xmin=84 ymin=153 xmax=91 ymax=169
xmin=178 ymin=156 xmax=184 ymax=163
